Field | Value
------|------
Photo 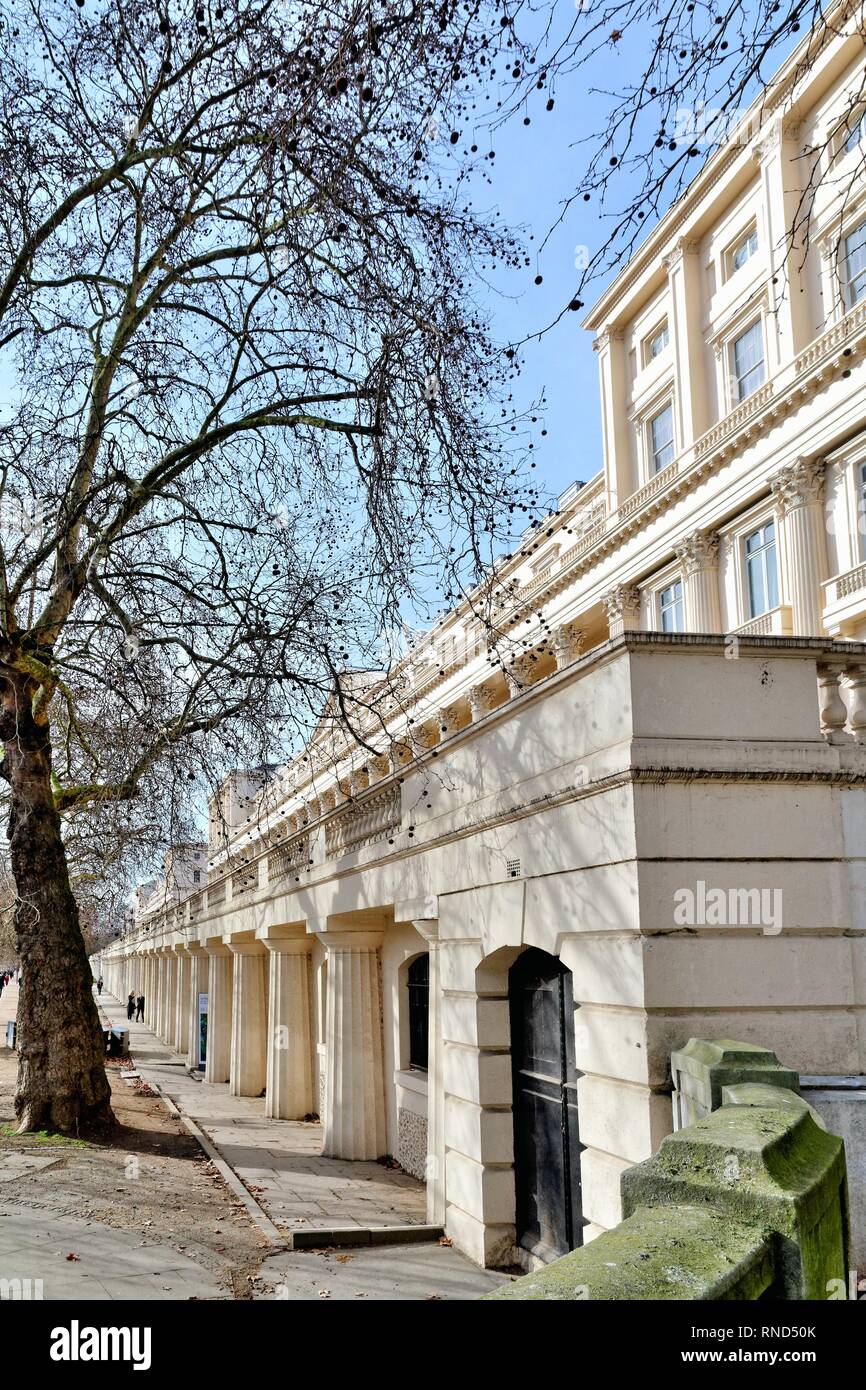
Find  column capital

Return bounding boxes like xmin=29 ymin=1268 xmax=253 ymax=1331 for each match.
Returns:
xmin=411 ymin=918 xmax=440 ymax=945
xmin=603 ymin=583 xmax=641 ymax=636
xmin=317 ymin=929 xmax=384 ymax=952
xmin=674 ymin=530 xmax=721 ymax=575
xmin=662 ymin=237 xmax=700 ymax=273
xmin=257 ymin=923 xmax=309 ymax=947
xmin=750 ymin=120 xmax=784 ymax=163
xmin=227 ymin=939 xmax=268 ymax=956
xmin=593 ymin=324 xmax=625 ymax=353
xmin=553 ymin=622 xmax=585 ymax=669
xmin=770 ymin=456 xmax=826 ymax=513
xmin=438 ymin=703 xmax=462 ymax=736
xmin=468 ymin=683 xmax=497 ymax=719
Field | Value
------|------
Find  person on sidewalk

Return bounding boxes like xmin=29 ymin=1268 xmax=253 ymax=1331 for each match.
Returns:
xmin=97 ymin=977 xmax=104 ymax=995
xmin=126 ymin=991 xmax=136 ymax=1020
xmin=135 ymin=993 xmax=145 ymax=1022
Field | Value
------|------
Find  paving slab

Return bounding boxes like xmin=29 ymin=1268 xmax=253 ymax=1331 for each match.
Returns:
xmin=253 ymin=1242 xmax=512 ymax=1301
xmin=0 ymin=1211 xmax=224 ymax=1300
xmin=0 ymin=1154 xmax=60 ymax=1181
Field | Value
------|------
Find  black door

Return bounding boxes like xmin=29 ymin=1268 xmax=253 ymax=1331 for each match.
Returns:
xmin=509 ymin=948 xmax=583 ymax=1262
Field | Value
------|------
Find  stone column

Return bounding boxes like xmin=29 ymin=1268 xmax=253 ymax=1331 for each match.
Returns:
xmin=146 ymin=955 xmax=156 ymax=1027
xmin=186 ymin=946 xmax=208 ymax=1070
xmin=414 ymin=917 xmax=444 ymax=1224
xmin=603 ymin=583 xmax=641 ymax=638
xmin=264 ymin=931 xmax=314 ymax=1119
xmin=663 ymin=239 xmax=707 ymax=447
xmin=175 ymin=949 xmax=192 ymax=1057
xmin=166 ymin=954 xmax=180 ymax=1048
xmin=595 ymin=326 xmax=630 ymax=509
xmin=204 ymin=946 xmax=233 ymax=1084
xmin=321 ymin=930 xmax=386 ymax=1160
xmin=675 ymin=531 xmax=722 ymax=633
xmin=155 ymin=954 xmax=168 ymax=1039
xmin=229 ymin=942 xmax=268 ymax=1097
xmin=770 ymin=457 xmax=827 ymax=636
xmin=752 ymin=123 xmax=811 ymax=363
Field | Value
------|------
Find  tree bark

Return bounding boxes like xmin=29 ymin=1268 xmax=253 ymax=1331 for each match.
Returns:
xmin=3 ymin=676 xmax=112 ymax=1133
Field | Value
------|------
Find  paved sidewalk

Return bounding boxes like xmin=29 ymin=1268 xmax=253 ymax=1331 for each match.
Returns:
xmin=100 ymin=992 xmax=429 ymax=1240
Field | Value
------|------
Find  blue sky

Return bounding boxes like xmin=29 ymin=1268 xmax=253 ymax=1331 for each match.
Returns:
xmin=470 ymin=76 xmax=610 ymax=501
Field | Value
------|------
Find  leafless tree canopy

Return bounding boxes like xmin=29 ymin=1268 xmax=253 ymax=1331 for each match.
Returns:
xmin=0 ymin=0 xmax=541 ymax=835
xmin=0 ymin=0 xmax=550 ymax=1129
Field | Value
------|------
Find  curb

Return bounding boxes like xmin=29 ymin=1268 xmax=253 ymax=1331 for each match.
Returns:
xmin=289 ymin=1223 xmax=445 ymax=1250
xmin=146 ymin=1079 xmax=285 ymax=1248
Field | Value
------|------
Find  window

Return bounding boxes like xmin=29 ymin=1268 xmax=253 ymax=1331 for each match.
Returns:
xmin=844 ymin=110 xmax=866 ymax=155
xmin=844 ymin=220 xmax=866 ymax=309
xmin=647 ymin=322 xmax=669 ymax=360
xmin=649 ymin=403 xmax=675 ymax=473
xmin=193 ymin=870 xmax=201 ymax=884
xmin=745 ymin=520 xmax=779 ymax=618
xmin=731 ymin=228 xmax=758 ymax=272
xmin=407 ymin=954 xmax=429 ymax=1071
xmin=659 ymin=580 xmax=684 ymax=632
xmin=858 ymin=461 xmax=866 ymax=547
xmin=731 ymin=321 xmax=765 ymax=401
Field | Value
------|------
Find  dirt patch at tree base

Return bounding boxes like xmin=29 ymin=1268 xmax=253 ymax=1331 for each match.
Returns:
xmin=0 ymin=1050 xmax=270 ymax=1299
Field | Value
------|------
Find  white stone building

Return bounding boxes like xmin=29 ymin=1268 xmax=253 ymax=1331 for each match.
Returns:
xmin=96 ymin=12 xmax=866 ymax=1272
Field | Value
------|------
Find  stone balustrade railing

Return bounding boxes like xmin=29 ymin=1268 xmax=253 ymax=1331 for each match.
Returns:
xmin=486 ymin=1039 xmax=848 ymax=1301
xmin=267 ymin=832 xmax=310 ymax=884
xmin=824 ymin=561 xmax=866 ymax=605
xmin=732 ymin=603 xmax=794 ymax=637
xmin=324 ymin=784 xmax=402 ymax=858
xmin=817 ymin=659 xmax=866 ymax=742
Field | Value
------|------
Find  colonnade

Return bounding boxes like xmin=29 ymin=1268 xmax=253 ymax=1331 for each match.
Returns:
xmin=94 ymin=915 xmax=441 ymax=1221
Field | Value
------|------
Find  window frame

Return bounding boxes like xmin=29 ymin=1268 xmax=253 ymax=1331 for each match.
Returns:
xmin=647 ymin=399 xmax=676 ymax=475
xmin=744 ymin=518 xmax=780 ymax=619
xmin=730 ymin=318 xmax=767 ymax=404
xmin=643 ymin=319 xmax=670 ymax=365
xmin=406 ymin=953 xmax=430 ymax=1072
xmin=728 ymin=225 xmax=759 ymax=277
xmin=842 ymin=218 xmax=866 ymax=311
xmin=658 ymin=577 xmax=685 ymax=633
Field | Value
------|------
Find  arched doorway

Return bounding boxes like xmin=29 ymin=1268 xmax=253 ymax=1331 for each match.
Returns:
xmin=509 ymin=947 xmax=584 ymax=1262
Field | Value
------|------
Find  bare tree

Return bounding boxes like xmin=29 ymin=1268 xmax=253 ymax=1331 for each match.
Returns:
xmin=0 ymin=0 xmax=540 ymax=1132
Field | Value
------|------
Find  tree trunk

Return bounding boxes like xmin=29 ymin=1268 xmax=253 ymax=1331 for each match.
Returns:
xmin=4 ymin=690 xmax=112 ymax=1133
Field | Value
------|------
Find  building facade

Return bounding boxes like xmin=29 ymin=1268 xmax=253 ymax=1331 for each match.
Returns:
xmin=95 ymin=10 xmax=866 ymax=1272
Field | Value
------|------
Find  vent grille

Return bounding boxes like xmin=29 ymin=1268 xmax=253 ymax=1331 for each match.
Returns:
xmin=506 ymin=858 xmax=521 ymax=879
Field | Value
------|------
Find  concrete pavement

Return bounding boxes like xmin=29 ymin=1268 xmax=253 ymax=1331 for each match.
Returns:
xmin=99 ymin=992 xmax=430 ymax=1241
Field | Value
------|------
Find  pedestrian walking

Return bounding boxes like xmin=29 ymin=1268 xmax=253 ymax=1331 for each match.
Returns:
xmin=97 ymin=976 xmax=104 ymax=995
xmin=135 ymin=993 xmax=145 ymax=1022
xmin=126 ymin=991 xmax=136 ymax=1020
